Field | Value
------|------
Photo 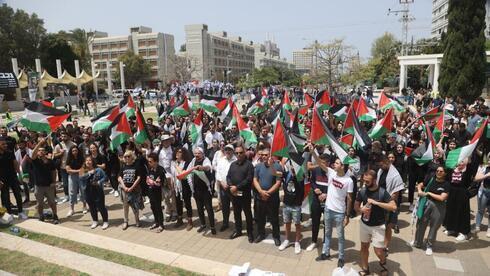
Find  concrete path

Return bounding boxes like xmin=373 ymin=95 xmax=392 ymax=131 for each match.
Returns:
xmin=0 ymin=232 xmax=157 ymax=276
xmin=17 ymin=219 xmax=232 ymax=276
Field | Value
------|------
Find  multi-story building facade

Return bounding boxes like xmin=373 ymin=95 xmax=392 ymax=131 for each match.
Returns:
xmin=431 ymin=0 xmax=490 ymax=38
xmin=253 ymin=40 xmax=295 ymax=70
xmin=292 ymin=48 xmax=313 ymax=75
xmin=184 ymin=24 xmax=255 ymax=81
xmin=89 ymin=26 xmax=175 ymax=87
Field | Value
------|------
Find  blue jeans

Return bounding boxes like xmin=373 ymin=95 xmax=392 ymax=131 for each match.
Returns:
xmin=61 ymin=169 xmax=69 ymax=196
xmin=476 ymin=188 xmax=490 ymax=228
xmin=322 ymin=209 xmax=345 ymax=259
xmin=68 ymin=174 xmax=85 ymax=205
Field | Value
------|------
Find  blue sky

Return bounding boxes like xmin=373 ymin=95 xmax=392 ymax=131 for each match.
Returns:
xmin=6 ymin=0 xmax=432 ymax=61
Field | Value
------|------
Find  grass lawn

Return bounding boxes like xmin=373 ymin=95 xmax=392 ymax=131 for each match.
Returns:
xmin=1 ymin=227 xmax=199 ymax=276
xmin=0 ymin=248 xmax=86 ymax=276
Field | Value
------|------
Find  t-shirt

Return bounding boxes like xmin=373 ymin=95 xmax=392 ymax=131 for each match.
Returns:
xmin=146 ymin=165 xmax=166 ymax=189
xmin=310 ymin=167 xmax=329 ymax=204
xmin=378 ymin=169 xmax=388 ymax=189
xmin=0 ymin=151 xmax=16 ymax=181
xmin=32 ymin=158 xmax=56 ymax=187
xmin=283 ymin=171 xmax=304 ymax=206
xmin=422 ymin=178 xmax=450 ymax=200
xmin=254 ymin=162 xmax=283 ymax=191
xmin=325 ymin=168 xmax=353 ymax=213
xmin=120 ymin=164 xmax=139 ymax=188
xmin=356 ymin=186 xmax=392 ymax=226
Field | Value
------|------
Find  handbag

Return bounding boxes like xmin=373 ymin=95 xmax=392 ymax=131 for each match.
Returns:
xmin=416 ymin=178 xmax=434 ymax=219
xmin=467 ymin=181 xmax=480 ymax=198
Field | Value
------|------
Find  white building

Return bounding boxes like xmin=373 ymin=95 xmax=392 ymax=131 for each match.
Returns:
xmin=292 ymin=48 xmax=314 ymax=75
xmin=89 ymin=26 xmax=175 ymax=87
xmin=431 ymin=0 xmax=490 ymax=38
xmin=253 ymin=40 xmax=294 ymax=70
xmin=184 ymin=24 xmax=255 ymax=81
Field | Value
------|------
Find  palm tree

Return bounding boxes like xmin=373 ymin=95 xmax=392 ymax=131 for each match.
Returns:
xmin=68 ymin=28 xmax=94 ymax=72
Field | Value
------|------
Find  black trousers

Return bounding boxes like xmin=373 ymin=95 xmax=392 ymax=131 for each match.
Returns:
xmin=194 ymin=190 xmax=215 ymax=228
xmin=310 ymin=198 xmax=325 ymax=243
xmin=85 ymin=184 xmax=108 ymax=222
xmin=1 ymin=178 xmax=23 ymax=213
xmin=109 ymin=173 xmax=119 ymax=191
xmin=220 ymin=186 xmax=231 ymax=225
xmin=256 ymin=195 xmax=280 ymax=239
xmin=176 ymin=183 xmax=193 ymax=218
xmin=231 ymin=193 xmax=253 ymax=235
xmin=408 ymin=174 xmax=417 ymax=204
xmin=148 ymin=186 xmax=164 ymax=227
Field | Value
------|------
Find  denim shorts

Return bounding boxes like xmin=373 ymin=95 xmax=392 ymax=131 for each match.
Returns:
xmin=283 ymin=205 xmax=301 ymax=224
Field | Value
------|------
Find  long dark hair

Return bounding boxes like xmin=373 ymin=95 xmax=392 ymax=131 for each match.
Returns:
xmin=66 ymin=145 xmax=83 ymax=169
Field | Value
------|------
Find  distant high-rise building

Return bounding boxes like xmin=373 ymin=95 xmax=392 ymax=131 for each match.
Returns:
xmin=292 ymin=48 xmax=313 ymax=75
xmin=184 ymin=24 xmax=255 ymax=81
xmin=89 ymin=26 xmax=175 ymax=87
xmin=253 ymin=40 xmax=294 ymax=69
xmin=431 ymin=0 xmax=490 ymax=38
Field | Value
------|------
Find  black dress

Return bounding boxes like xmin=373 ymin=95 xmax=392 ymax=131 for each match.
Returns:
xmin=444 ymin=168 xmax=472 ymax=235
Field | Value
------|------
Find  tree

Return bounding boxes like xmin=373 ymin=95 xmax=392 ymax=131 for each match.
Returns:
xmin=66 ymin=28 xmax=94 ymax=72
xmin=113 ymin=51 xmax=151 ymax=88
xmin=168 ymin=54 xmax=201 ymax=82
xmin=312 ymin=39 xmax=354 ymax=88
xmin=439 ymin=0 xmax=487 ymax=102
xmin=369 ymin=33 xmax=401 ymax=87
xmin=237 ymin=66 xmax=300 ymax=88
xmin=39 ymin=33 xmax=80 ymax=76
xmin=0 ymin=4 xmax=46 ymax=71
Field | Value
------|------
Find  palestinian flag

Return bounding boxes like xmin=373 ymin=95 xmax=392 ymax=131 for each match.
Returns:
xmin=315 ymin=90 xmax=332 ymax=112
xmin=91 ymin=105 xmax=120 ymax=133
xmin=432 ymin=109 xmax=445 ymax=142
xmin=108 ymin=112 xmax=131 ymax=151
xmin=446 ymin=119 xmax=488 ymax=169
xmin=233 ymin=105 xmax=257 ymax=144
xmin=41 ymin=98 xmax=56 ymax=107
xmin=119 ymin=95 xmax=136 ymax=118
xmin=282 ymin=108 xmax=295 ymax=129
xmin=340 ymin=134 xmax=354 ymax=150
xmin=266 ymin=104 xmax=282 ymax=125
xmin=298 ymin=93 xmax=314 ymax=117
xmin=134 ymin=108 xmax=149 ymax=144
xmin=354 ymin=97 xmax=376 ymax=122
xmin=271 ymin=120 xmax=296 ymax=158
xmin=282 ymin=90 xmax=292 ymax=111
xmin=218 ymin=99 xmax=235 ymax=129
xmin=413 ymin=122 xmax=436 ymax=165
xmin=301 ymin=182 xmax=313 ymax=214
xmin=290 ymin=132 xmax=306 ymax=152
xmin=311 ymin=108 xmax=357 ymax=164
xmin=190 ymin=109 xmax=204 ymax=150
xmin=20 ymin=102 xmax=70 ymax=133
xmin=246 ymin=97 xmax=267 ymax=116
xmin=344 ymin=105 xmax=372 ymax=149
xmin=200 ymin=95 xmax=227 ymax=113
xmin=369 ymin=108 xmax=394 ymax=140
xmin=169 ymin=96 xmax=191 ymax=117
xmin=331 ymin=105 xmax=348 ymax=121
xmin=420 ymin=106 xmax=442 ymax=122
xmin=289 ymin=152 xmax=306 ymax=182
xmin=379 ymin=92 xmax=405 ymax=112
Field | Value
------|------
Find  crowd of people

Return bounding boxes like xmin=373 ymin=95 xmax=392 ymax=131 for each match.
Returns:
xmin=1 ymin=86 xmax=490 ymax=276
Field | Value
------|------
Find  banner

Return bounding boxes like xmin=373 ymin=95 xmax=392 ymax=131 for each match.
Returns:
xmin=0 ymin=72 xmax=19 ymax=89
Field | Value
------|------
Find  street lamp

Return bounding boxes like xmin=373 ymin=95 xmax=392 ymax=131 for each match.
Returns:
xmin=226 ymin=54 xmax=232 ymax=83
xmin=119 ymin=61 xmax=126 ymax=91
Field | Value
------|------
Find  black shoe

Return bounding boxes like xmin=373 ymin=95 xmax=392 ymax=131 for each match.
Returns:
xmin=39 ymin=216 xmax=45 ymax=222
xmin=171 ymin=215 xmax=178 ymax=222
xmin=52 ymin=215 xmax=59 ymax=225
xmin=337 ymin=259 xmax=345 ymax=268
xmin=315 ymin=254 xmax=331 ymax=261
xmin=165 ymin=216 xmax=172 ymax=223
xmin=248 ymin=235 xmax=254 ymax=243
xmin=174 ymin=219 xmax=184 ymax=228
xmin=230 ymin=231 xmax=242 ymax=239
xmin=274 ymin=238 xmax=281 ymax=246
xmin=197 ymin=225 xmax=206 ymax=233
xmin=220 ymin=224 xmax=229 ymax=232
xmin=394 ymin=225 xmax=400 ymax=234
xmin=254 ymin=235 xmax=265 ymax=243
xmin=211 ymin=228 xmax=217 ymax=235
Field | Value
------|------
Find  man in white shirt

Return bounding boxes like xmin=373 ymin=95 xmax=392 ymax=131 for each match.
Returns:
xmin=154 ymin=134 xmax=176 ymax=221
xmin=214 ymin=144 xmax=237 ymax=231
xmin=315 ymin=158 xmax=353 ymax=268
xmin=204 ymin=122 xmax=224 ymax=149
xmin=53 ymin=132 xmax=75 ymax=203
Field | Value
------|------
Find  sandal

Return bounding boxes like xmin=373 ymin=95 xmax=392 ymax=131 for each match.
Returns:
xmin=379 ymin=261 xmax=388 ymax=276
xmin=358 ymin=267 xmax=370 ymax=276
xmin=122 ymin=222 xmax=129 ymax=230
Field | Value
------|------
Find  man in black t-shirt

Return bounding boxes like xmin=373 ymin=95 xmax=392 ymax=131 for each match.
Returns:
xmin=0 ymin=137 xmax=25 ymax=218
xmin=354 ymin=170 xmax=397 ymax=276
xmin=31 ymin=138 xmax=59 ymax=224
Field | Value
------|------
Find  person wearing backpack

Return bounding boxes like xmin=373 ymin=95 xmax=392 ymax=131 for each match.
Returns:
xmin=355 ymin=170 xmax=397 ymax=276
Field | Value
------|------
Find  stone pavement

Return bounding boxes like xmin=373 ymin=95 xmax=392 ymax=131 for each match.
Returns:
xmin=0 ymin=232 xmax=157 ymax=276
xmin=15 ymin=188 xmax=490 ymax=276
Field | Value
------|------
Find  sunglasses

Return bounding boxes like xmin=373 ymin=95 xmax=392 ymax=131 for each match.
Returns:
xmin=123 ymin=156 xmax=131 ymax=159
xmin=235 ymin=151 xmax=244 ymax=154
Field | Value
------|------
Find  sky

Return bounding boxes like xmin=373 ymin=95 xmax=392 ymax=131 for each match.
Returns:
xmin=5 ymin=0 xmax=433 ymax=61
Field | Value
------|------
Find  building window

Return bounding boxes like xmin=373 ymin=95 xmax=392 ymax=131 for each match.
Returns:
xmin=138 ymin=40 xmax=146 ymax=47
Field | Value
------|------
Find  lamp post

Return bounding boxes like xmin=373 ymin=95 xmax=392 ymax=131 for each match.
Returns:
xmin=119 ymin=61 xmax=126 ymax=91
xmin=91 ymin=59 xmax=99 ymax=101
xmin=226 ymin=54 xmax=232 ymax=83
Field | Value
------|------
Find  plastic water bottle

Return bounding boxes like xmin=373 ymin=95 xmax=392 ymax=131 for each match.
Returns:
xmin=10 ymin=226 xmax=20 ymax=235
xmin=362 ymin=203 xmax=372 ymax=222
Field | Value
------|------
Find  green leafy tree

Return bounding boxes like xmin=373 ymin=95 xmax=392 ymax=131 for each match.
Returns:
xmin=439 ymin=0 xmax=486 ymax=102
xmin=370 ymin=33 xmax=401 ymax=87
xmin=67 ymin=28 xmax=94 ymax=72
xmin=39 ymin=33 xmax=80 ymax=76
xmin=0 ymin=4 xmax=46 ymax=71
xmin=114 ymin=51 xmax=151 ymax=88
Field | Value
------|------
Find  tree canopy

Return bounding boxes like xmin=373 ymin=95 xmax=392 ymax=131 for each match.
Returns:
xmin=114 ymin=51 xmax=151 ymax=88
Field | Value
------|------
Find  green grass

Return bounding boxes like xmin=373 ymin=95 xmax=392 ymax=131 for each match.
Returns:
xmin=1 ymin=227 xmax=200 ymax=276
xmin=0 ymin=248 xmax=87 ymax=276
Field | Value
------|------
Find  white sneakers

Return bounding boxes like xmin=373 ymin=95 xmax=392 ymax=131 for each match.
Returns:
xmin=144 ymin=197 xmax=150 ymax=205
xmin=455 ymin=233 xmax=468 ymax=241
xmin=82 ymin=208 xmax=88 ymax=215
xmin=90 ymin=222 xmax=98 ymax=229
xmin=102 ymin=222 xmax=109 ymax=230
xmin=114 ymin=191 xmax=120 ymax=197
xmin=425 ymin=247 xmax=433 ymax=256
xmin=487 ymin=229 xmax=490 ymax=238
xmin=278 ymin=240 xmax=302 ymax=254
xmin=66 ymin=209 xmax=74 ymax=217
xmin=109 ymin=189 xmax=115 ymax=194
xmin=409 ymin=204 xmax=414 ymax=212
xmin=278 ymin=240 xmax=290 ymax=251
xmin=306 ymin=242 xmax=317 ymax=252
xmin=18 ymin=212 xmax=28 ymax=220
xmin=294 ymin=242 xmax=301 ymax=254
